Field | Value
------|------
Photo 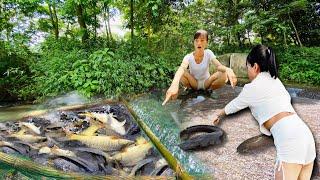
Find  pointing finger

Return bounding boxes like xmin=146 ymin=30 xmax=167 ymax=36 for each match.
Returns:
xmin=162 ymin=95 xmax=170 ymax=106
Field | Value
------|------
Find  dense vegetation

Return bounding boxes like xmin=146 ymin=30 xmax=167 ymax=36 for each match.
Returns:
xmin=1 ymin=0 xmax=319 ymax=101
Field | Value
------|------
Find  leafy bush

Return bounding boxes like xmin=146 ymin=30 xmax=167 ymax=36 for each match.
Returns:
xmin=18 ymin=38 xmax=178 ymax=100
xmin=0 ymin=41 xmax=34 ymax=101
xmin=276 ymin=47 xmax=320 ymax=85
xmin=8 ymin=36 xmax=320 ymax=102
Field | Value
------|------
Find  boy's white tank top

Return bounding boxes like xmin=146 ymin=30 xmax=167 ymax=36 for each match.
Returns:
xmin=186 ymin=49 xmax=216 ymax=81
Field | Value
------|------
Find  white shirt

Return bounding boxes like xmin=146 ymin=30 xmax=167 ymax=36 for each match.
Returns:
xmin=183 ymin=49 xmax=216 ymax=81
xmin=225 ymin=72 xmax=296 ymax=135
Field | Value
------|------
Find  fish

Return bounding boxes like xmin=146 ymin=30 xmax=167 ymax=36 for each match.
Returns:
xmin=8 ymin=129 xmax=46 ymax=143
xmin=39 ymin=145 xmax=76 ymax=157
xmin=45 ymin=122 xmax=65 ymax=131
xmin=20 ymin=122 xmax=41 ymax=135
xmin=80 ymin=112 xmax=126 ymax=135
xmin=237 ymin=134 xmax=274 ymax=154
xmin=150 ymin=164 xmax=169 ymax=176
xmin=79 ymin=121 xmax=104 ymax=136
xmin=67 ymin=133 xmax=133 ymax=152
xmin=129 ymin=157 xmax=155 ymax=176
xmin=0 ymin=141 xmax=29 ymax=155
xmin=106 ymin=113 xmax=126 ymax=135
xmin=53 ymin=156 xmax=89 ymax=173
xmin=112 ymin=137 xmax=153 ymax=166
xmin=178 ymin=125 xmax=225 ymax=151
xmin=71 ymin=147 xmax=112 ymax=162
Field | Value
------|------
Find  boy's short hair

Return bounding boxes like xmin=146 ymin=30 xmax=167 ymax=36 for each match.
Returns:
xmin=194 ymin=30 xmax=208 ymax=41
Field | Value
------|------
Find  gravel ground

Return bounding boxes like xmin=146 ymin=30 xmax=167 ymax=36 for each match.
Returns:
xmin=181 ymin=96 xmax=320 ymax=180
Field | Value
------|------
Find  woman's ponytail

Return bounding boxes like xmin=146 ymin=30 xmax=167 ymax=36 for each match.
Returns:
xmin=247 ymin=45 xmax=279 ymax=79
xmin=266 ymin=47 xmax=278 ymax=79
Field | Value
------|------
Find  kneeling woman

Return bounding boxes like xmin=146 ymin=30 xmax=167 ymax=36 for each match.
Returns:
xmin=212 ymin=45 xmax=316 ymax=179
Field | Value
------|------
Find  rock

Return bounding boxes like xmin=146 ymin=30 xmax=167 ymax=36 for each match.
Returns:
xmin=230 ymin=53 xmax=248 ymax=78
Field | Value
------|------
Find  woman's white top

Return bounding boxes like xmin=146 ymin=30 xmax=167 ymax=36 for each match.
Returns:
xmin=225 ymin=72 xmax=296 ymax=135
xmin=182 ymin=49 xmax=216 ymax=81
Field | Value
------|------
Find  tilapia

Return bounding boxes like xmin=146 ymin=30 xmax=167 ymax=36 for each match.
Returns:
xmin=112 ymin=137 xmax=152 ymax=166
xmin=68 ymin=134 xmax=133 ymax=151
xmin=80 ymin=112 xmax=126 ymax=135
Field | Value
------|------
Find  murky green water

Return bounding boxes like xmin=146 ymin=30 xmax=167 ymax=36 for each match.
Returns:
xmin=0 ymin=104 xmax=43 ymax=122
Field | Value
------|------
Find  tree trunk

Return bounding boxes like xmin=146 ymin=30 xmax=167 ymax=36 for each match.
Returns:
xmin=288 ymin=14 xmax=302 ymax=47
xmin=94 ymin=13 xmax=97 ymax=41
xmin=48 ymin=1 xmax=59 ymax=39
xmin=247 ymin=30 xmax=251 ymax=45
xmin=130 ymin=0 xmax=134 ymax=40
xmin=107 ymin=6 xmax=113 ymax=41
xmin=103 ymin=4 xmax=110 ymax=44
xmin=76 ymin=4 xmax=89 ymax=43
xmin=147 ymin=10 xmax=151 ymax=47
xmin=237 ymin=32 xmax=242 ymax=48
xmin=226 ymin=28 xmax=230 ymax=45
xmin=52 ymin=2 xmax=59 ymax=39
xmin=260 ymin=32 xmax=264 ymax=44
xmin=283 ymin=31 xmax=287 ymax=47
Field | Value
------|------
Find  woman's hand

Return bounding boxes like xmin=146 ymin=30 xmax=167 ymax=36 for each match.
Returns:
xmin=226 ymin=68 xmax=237 ymax=88
xmin=211 ymin=114 xmax=220 ymax=125
xmin=162 ymin=85 xmax=179 ymax=106
xmin=209 ymin=108 xmax=225 ymax=125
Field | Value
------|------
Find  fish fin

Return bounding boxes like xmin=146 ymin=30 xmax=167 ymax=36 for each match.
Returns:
xmin=110 ymin=136 xmax=120 ymax=140
xmin=80 ymin=124 xmax=101 ymax=136
xmin=79 ymin=112 xmax=95 ymax=120
xmin=62 ymin=127 xmax=73 ymax=138
xmin=136 ymin=137 xmax=147 ymax=145
xmin=119 ymin=119 xmax=126 ymax=127
xmin=108 ymin=113 xmax=125 ymax=127
xmin=21 ymin=122 xmax=41 ymax=135
xmin=52 ymin=145 xmax=60 ymax=150
xmin=16 ymin=128 xmax=27 ymax=135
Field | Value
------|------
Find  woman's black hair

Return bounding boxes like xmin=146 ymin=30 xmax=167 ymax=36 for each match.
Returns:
xmin=194 ymin=30 xmax=208 ymax=41
xmin=246 ymin=44 xmax=278 ymax=79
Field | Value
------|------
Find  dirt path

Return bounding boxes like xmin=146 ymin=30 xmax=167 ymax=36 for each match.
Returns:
xmin=179 ymin=87 xmax=320 ymax=179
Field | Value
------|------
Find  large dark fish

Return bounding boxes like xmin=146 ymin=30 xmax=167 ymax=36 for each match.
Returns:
xmin=129 ymin=157 xmax=155 ymax=176
xmin=72 ymin=147 xmax=112 ymax=162
xmin=0 ymin=141 xmax=32 ymax=155
xmin=236 ymin=134 xmax=274 ymax=154
xmin=53 ymin=157 xmax=87 ymax=173
xmin=179 ymin=125 xmax=224 ymax=151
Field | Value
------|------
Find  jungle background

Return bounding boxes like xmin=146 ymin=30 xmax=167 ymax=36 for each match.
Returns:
xmin=1 ymin=0 xmax=319 ymax=102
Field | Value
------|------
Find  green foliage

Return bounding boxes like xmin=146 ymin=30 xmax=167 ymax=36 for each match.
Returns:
xmin=0 ymin=40 xmax=33 ymax=101
xmin=277 ymin=47 xmax=320 ymax=85
xmin=1 ymin=0 xmax=320 ymax=102
xmin=17 ymin=37 xmax=177 ymax=100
